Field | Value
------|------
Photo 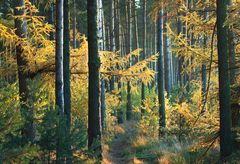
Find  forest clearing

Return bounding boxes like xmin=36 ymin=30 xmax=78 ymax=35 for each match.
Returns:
xmin=0 ymin=0 xmax=240 ymax=163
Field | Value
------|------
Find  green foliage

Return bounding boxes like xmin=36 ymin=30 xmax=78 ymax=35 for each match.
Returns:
xmin=0 ymin=82 xmax=39 ymax=163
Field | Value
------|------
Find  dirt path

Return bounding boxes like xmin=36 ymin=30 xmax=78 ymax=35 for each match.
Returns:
xmin=103 ymin=122 xmax=137 ymax=164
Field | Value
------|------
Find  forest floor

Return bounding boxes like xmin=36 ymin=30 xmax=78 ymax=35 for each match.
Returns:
xmin=103 ymin=122 xmax=142 ymax=164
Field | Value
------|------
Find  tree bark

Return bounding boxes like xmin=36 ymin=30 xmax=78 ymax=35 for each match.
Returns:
xmin=164 ymin=11 xmax=171 ymax=96
xmin=141 ymin=0 xmax=146 ymax=109
xmin=72 ymin=0 xmax=77 ymax=49
xmin=126 ymin=0 xmax=132 ymax=120
xmin=87 ymin=0 xmax=102 ymax=155
xmin=55 ymin=0 xmax=65 ymax=161
xmin=109 ymin=0 xmax=115 ymax=92
xmin=63 ymin=0 xmax=72 ymax=162
xmin=14 ymin=0 xmax=34 ymax=144
xmin=158 ymin=7 xmax=166 ymax=137
xmin=217 ymin=0 xmax=233 ymax=159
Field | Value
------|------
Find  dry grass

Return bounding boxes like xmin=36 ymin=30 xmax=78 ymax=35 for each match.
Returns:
xmin=132 ymin=136 xmax=147 ymax=148
xmin=115 ymin=125 xmax=125 ymax=134
xmin=158 ymin=155 xmax=172 ymax=164
xmin=133 ymin=157 xmax=144 ymax=164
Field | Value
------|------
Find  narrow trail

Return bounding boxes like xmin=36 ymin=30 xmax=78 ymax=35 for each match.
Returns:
xmin=103 ymin=122 xmax=138 ymax=164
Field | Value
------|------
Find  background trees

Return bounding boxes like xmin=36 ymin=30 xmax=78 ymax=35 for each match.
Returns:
xmin=0 ymin=0 xmax=239 ymax=163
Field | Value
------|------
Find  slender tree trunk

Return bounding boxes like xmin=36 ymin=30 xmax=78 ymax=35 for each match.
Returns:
xmin=158 ymin=7 xmax=166 ymax=137
xmin=97 ymin=0 xmax=106 ymax=131
xmin=109 ymin=0 xmax=115 ymax=92
xmin=72 ymin=0 xmax=77 ymax=49
xmin=87 ymin=0 xmax=102 ymax=155
xmin=14 ymin=0 xmax=34 ymax=143
xmin=55 ymin=0 xmax=65 ymax=162
xmin=126 ymin=0 xmax=133 ymax=120
xmin=202 ymin=0 xmax=208 ymax=99
xmin=63 ymin=0 xmax=72 ymax=162
xmin=164 ymin=11 xmax=171 ymax=96
xmin=133 ymin=0 xmax=139 ymax=63
xmin=217 ymin=0 xmax=233 ymax=159
xmin=48 ymin=3 xmax=55 ymax=40
xmin=141 ymin=0 xmax=146 ymax=109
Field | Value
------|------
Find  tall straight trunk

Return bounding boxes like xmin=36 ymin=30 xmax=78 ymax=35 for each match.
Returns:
xmin=202 ymin=0 xmax=208 ymax=99
xmin=55 ymin=0 xmax=65 ymax=161
xmin=109 ymin=0 xmax=115 ymax=91
xmin=63 ymin=0 xmax=72 ymax=162
xmin=158 ymin=8 xmax=166 ymax=137
xmin=101 ymin=78 xmax=106 ymax=129
xmin=177 ymin=15 xmax=183 ymax=86
xmin=114 ymin=0 xmax=120 ymax=51
xmin=217 ymin=0 xmax=233 ymax=159
xmin=48 ymin=3 xmax=55 ymax=40
xmin=132 ymin=0 xmax=139 ymax=64
xmin=126 ymin=0 xmax=132 ymax=120
xmin=87 ymin=0 xmax=102 ymax=154
xmin=14 ymin=0 xmax=34 ymax=143
xmin=132 ymin=0 xmax=139 ymax=53
xmin=141 ymin=0 xmax=146 ymax=107
xmin=72 ymin=0 xmax=77 ymax=49
xmin=97 ymin=0 xmax=106 ymax=131
xmin=163 ymin=11 xmax=171 ymax=96
xmin=182 ymin=0 xmax=188 ymax=87
xmin=154 ymin=18 xmax=158 ymax=89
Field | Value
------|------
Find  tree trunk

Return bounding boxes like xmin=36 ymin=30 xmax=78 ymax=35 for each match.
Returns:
xmin=14 ymin=0 xmax=34 ymax=144
xmin=48 ymin=3 xmax=55 ymax=40
xmin=87 ymin=0 xmax=102 ymax=155
xmin=163 ymin=11 xmax=171 ymax=96
xmin=109 ymin=0 xmax=115 ymax=92
xmin=72 ymin=0 xmax=77 ymax=49
xmin=63 ymin=0 xmax=72 ymax=162
xmin=55 ymin=0 xmax=65 ymax=161
xmin=97 ymin=0 xmax=106 ymax=131
xmin=217 ymin=0 xmax=233 ymax=159
xmin=141 ymin=0 xmax=146 ymax=109
xmin=126 ymin=0 xmax=132 ymax=120
xmin=202 ymin=0 xmax=208 ymax=99
xmin=133 ymin=0 xmax=139 ymax=61
xmin=158 ymin=7 xmax=166 ymax=137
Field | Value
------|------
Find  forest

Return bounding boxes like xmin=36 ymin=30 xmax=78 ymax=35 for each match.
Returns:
xmin=0 ymin=0 xmax=239 ymax=163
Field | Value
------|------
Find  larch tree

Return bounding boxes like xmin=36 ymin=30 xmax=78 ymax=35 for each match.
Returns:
xmin=14 ymin=0 xmax=34 ymax=143
xmin=216 ymin=0 xmax=233 ymax=159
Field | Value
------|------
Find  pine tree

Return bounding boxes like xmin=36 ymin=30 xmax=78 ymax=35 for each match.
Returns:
xmin=157 ymin=7 xmax=166 ymax=137
xmin=217 ymin=0 xmax=233 ymax=159
xmin=55 ymin=0 xmax=65 ymax=161
xmin=87 ymin=0 xmax=102 ymax=155
xmin=63 ymin=0 xmax=72 ymax=162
